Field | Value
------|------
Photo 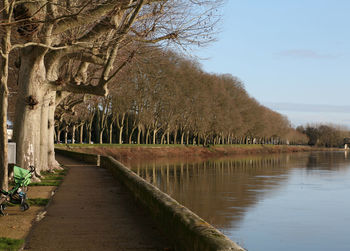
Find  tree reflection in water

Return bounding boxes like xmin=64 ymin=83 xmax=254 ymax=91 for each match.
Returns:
xmin=126 ymin=151 xmax=350 ymax=250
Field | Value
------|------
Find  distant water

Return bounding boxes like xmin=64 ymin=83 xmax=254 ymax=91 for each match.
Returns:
xmin=128 ymin=151 xmax=350 ymax=251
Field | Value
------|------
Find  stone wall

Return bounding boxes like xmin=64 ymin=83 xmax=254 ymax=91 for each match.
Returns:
xmin=55 ymin=148 xmax=99 ymax=165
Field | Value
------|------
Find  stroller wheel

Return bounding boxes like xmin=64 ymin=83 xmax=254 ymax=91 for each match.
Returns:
xmin=0 ymin=204 xmax=7 ymax=216
xmin=21 ymin=202 xmax=29 ymax=211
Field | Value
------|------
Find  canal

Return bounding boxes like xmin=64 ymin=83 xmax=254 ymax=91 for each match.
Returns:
xmin=127 ymin=151 xmax=350 ymax=251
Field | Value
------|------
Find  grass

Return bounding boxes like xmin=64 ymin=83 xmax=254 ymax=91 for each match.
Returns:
xmin=41 ymin=175 xmax=64 ymax=180
xmin=29 ymin=180 xmax=61 ymax=186
xmin=29 ymin=167 xmax=67 ymax=187
xmin=8 ymin=168 xmax=67 ymax=187
xmin=56 ymin=143 xmax=289 ymax=149
xmin=6 ymin=198 xmax=49 ymax=207
xmin=56 ymin=143 xmax=191 ymax=148
xmin=27 ymin=198 xmax=49 ymax=206
xmin=0 ymin=237 xmax=24 ymax=251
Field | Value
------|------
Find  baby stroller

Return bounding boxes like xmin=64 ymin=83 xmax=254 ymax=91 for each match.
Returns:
xmin=0 ymin=166 xmax=35 ymax=216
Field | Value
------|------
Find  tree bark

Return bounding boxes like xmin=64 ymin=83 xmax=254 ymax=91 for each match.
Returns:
xmin=160 ymin=132 xmax=166 ymax=144
xmin=72 ymin=124 xmax=76 ymax=144
xmin=0 ymin=61 xmax=8 ymax=190
xmin=129 ymin=127 xmax=136 ymax=144
xmin=13 ymin=48 xmax=48 ymax=170
xmin=99 ymin=129 xmax=104 ymax=144
xmin=137 ymin=125 xmax=142 ymax=144
xmin=48 ymin=92 xmax=60 ymax=170
xmin=64 ymin=126 xmax=68 ymax=144
xmin=0 ymin=0 xmax=12 ymax=190
xmin=57 ymin=129 xmax=62 ymax=144
xmin=153 ymin=129 xmax=158 ymax=144
xmin=173 ymin=129 xmax=178 ymax=145
xmin=145 ymin=129 xmax=150 ymax=144
xmin=79 ymin=124 xmax=84 ymax=144
xmin=38 ymin=93 xmax=50 ymax=172
xmin=109 ymin=122 xmax=113 ymax=144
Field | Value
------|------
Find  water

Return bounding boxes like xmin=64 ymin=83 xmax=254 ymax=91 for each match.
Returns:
xmin=127 ymin=151 xmax=350 ymax=251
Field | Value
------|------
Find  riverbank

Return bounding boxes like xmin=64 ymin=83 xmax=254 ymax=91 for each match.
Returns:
xmin=55 ymin=144 xmax=338 ymax=164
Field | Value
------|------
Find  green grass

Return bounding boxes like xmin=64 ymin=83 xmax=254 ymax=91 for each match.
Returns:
xmin=29 ymin=180 xmax=61 ymax=186
xmin=29 ymin=168 xmax=67 ymax=186
xmin=56 ymin=143 xmax=190 ymax=148
xmin=0 ymin=237 xmax=24 ymax=251
xmin=27 ymin=198 xmax=49 ymax=206
xmin=56 ymin=143 xmax=285 ymax=149
xmin=41 ymin=175 xmax=64 ymax=180
xmin=6 ymin=198 xmax=49 ymax=207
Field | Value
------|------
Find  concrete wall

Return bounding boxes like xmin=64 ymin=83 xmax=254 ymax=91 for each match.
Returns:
xmin=55 ymin=148 xmax=99 ymax=165
xmin=55 ymin=148 xmax=245 ymax=251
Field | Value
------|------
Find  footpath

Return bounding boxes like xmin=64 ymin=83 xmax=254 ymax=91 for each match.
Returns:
xmin=24 ymin=153 xmax=173 ymax=251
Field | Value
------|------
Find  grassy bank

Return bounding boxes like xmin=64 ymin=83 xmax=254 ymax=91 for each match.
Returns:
xmin=55 ymin=144 xmax=338 ymax=163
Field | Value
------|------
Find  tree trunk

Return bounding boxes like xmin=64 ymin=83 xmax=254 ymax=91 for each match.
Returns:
xmin=173 ymin=129 xmax=178 ymax=145
xmin=153 ymin=129 xmax=158 ymax=144
xmin=79 ymin=124 xmax=84 ymax=144
xmin=129 ymin=127 xmax=136 ymax=144
xmin=181 ymin=132 xmax=185 ymax=145
xmin=0 ymin=59 xmax=8 ymax=190
xmin=64 ymin=127 xmax=68 ymax=144
xmin=167 ymin=130 xmax=170 ymax=145
xmin=0 ymin=2 xmax=12 ymax=190
xmin=137 ymin=125 xmax=142 ymax=144
xmin=87 ymin=123 xmax=92 ymax=144
xmin=47 ymin=92 xmax=60 ymax=170
xmin=109 ymin=123 xmax=113 ymax=144
xmin=160 ymin=132 xmax=166 ymax=144
xmin=99 ymin=129 xmax=104 ymax=144
xmin=57 ymin=130 xmax=62 ymax=144
xmin=119 ymin=126 xmax=124 ymax=144
xmin=72 ymin=124 xmax=76 ymax=144
xmin=38 ymin=94 xmax=50 ymax=172
xmin=13 ymin=48 xmax=48 ymax=170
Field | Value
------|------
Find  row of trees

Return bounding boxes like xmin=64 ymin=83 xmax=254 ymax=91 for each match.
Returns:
xmin=0 ymin=0 xmax=223 ymax=190
xmin=297 ymin=124 xmax=350 ymax=147
xmin=55 ymin=49 xmax=308 ymax=146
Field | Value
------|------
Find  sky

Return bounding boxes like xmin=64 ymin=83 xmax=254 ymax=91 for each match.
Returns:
xmin=195 ymin=0 xmax=350 ymax=127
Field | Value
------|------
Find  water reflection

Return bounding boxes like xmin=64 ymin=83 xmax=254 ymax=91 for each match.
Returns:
xmin=126 ymin=151 xmax=350 ymax=250
xmin=129 ymin=154 xmax=299 ymax=229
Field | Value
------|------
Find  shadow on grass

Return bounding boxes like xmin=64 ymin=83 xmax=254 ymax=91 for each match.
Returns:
xmin=0 ymin=237 xmax=24 ymax=251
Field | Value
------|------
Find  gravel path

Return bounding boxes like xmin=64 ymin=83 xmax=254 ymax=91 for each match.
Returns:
xmin=24 ymin=154 xmax=173 ymax=251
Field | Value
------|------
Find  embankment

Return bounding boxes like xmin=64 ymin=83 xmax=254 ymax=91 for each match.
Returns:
xmin=55 ymin=148 xmax=245 ymax=251
xmin=55 ymin=144 xmax=329 ymax=164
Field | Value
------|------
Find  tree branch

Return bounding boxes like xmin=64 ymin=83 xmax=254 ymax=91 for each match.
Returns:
xmin=11 ymin=42 xmax=67 ymax=51
xmin=52 ymin=0 xmax=127 ymax=35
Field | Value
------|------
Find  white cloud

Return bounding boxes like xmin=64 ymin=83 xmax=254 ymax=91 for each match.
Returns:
xmin=278 ymin=49 xmax=338 ymax=59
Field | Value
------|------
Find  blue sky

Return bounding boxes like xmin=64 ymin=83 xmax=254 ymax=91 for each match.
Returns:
xmin=195 ymin=0 xmax=350 ymax=127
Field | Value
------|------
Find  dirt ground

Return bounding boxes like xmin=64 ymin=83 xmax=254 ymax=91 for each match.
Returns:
xmin=0 ymin=186 xmax=56 ymax=240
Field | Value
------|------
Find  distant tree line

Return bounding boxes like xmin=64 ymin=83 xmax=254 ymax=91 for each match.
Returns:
xmin=297 ymin=124 xmax=350 ymax=148
xmin=54 ymin=48 xmax=307 ymax=146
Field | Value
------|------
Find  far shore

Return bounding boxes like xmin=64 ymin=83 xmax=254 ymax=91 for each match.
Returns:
xmin=55 ymin=144 xmax=344 ymax=163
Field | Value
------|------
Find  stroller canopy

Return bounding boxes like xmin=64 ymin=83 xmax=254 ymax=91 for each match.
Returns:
xmin=14 ymin=166 xmax=32 ymax=186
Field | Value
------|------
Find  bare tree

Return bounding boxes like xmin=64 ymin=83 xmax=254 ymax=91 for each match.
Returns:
xmin=0 ymin=0 xmax=222 ymax=181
